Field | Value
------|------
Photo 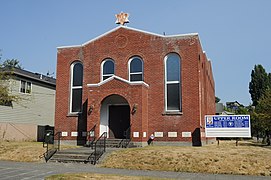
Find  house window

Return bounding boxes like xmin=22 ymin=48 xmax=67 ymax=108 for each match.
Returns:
xmin=102 ymin=59 xmax=115 ymax=81
xmin=20 ymin=80 xmax=32 ymax=94
xmin=70 ymin=62 xmax=83 ymax=113
xmin=129 ymin=57 xmax=143 ymax=82
xmin=165 ymin=53 xmax=181 ymax=111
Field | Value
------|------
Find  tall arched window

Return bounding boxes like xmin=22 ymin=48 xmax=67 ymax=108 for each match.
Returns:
xmin=102 ymin=59 xmax=115 ymax=81
xmin=70 ymin=62 xmax=83 ymax=113
xmin=129 ymin=56 xmax=143 ymax=82
xmin=165 ymin=53 xmax=181 ymax=111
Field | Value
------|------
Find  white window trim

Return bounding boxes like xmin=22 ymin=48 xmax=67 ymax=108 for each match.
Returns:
xmin=164 ymin=54 xmax=181 ymax=112
xmin=69 ymin=62 xmax=83 ymax=114
xmin=19 ymin=80 xmax=32 ymax=94
xmin=101 ymin=59 xmax=115 ymax=82
xmin=128 ymin=56 xmax=144 ymax=82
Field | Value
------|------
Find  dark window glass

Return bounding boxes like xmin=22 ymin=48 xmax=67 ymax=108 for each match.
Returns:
xmin=70 ymin=62 xmax=83 ymax=113
xmin=103 ymin=60 xmax=114 ymax=75
xmin=166 ymin=54 xmax=180 ymax=81
xmin=73 ymin=63 xmax=83 ymax=86
xmin=20 ymin=80 xmax=26 ymax=93
xmin=167 ymin=83 xmax=180 ymax=110
xmin=130 ymin=74 xmax=143 ymax=81
xmin=130 ymin=58 xmax=143 ymax=73
xmin=71 ymin=89 xmax=82 ymax=112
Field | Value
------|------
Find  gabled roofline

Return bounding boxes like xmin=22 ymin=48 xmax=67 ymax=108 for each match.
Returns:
xmin=57 ymin=26 xmax=198 ymax=49
xmin=87 ymin=75 xmax=149 ymax=88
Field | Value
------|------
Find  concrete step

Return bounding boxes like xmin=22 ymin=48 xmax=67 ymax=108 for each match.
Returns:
xmin=105 ymin=139 xmax=131 ymax=148
xmin=49 ymin=147 xmax=94 ymax=163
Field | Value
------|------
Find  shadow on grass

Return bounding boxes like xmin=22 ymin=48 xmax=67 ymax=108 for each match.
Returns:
xmin=239 ymin=141 xmax=271 ymax=150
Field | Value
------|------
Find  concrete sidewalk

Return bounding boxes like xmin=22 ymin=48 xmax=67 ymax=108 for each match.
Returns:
xmin=0 ymin=160 xmax=269 ymax=180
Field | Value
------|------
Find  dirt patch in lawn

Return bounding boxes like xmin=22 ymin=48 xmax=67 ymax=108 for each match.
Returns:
xmin=0 ymin=141 xmax=77 ymax=162
xmin=46 ymin=173 xmax=171 ymax=180
xmin=101 ymin=140 xmax=271 ymax=176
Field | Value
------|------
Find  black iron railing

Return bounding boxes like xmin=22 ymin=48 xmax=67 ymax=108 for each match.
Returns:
xmin=86 ymin=125 xmax=96 ymax=148
xmin=121 ymin=125 xmax=131 ymax=148
xmin=90 ymin=132 xmax=107 ymax=165
xmin=43 ymin=131 xmax=61 ymax=162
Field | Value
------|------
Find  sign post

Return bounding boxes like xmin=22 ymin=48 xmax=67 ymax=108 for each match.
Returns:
xmin=205 ymin=115 xmax=251 ymax=145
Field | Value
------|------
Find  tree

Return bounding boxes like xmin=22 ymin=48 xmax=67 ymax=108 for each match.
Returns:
xmin=0 ymin=58 xmax=22 ymax=106
xmin=254 ymin=89 xmax=271 ymax=145
xmin=1 ymin=59 xmax=22 ymax=69
xmin=249 ymin=65 xmax=270 ymax=106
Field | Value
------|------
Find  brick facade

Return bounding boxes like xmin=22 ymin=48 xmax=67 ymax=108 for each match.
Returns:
xmin=55 ymin=26 xmax=215 ymax=146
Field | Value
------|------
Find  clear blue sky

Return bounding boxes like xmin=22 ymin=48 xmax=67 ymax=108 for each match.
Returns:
xmin=1 ymin=0 xmax=271 ymax=106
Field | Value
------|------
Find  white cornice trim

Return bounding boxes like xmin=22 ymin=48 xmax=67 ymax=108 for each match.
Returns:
xmin=57 ymin=26 xmax=198 ymax=49
xmin=87 ymin=75 xmax=149 ymax=88
xmin=57 ymin=45 xmax=82 ymax=49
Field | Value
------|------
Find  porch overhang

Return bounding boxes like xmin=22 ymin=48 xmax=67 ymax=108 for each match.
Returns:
xmin=87 ymin=75 xmax=149 ymax=88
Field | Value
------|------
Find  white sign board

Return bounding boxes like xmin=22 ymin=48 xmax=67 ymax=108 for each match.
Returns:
xmin=205 ymin=115 xmax=251 ymax=137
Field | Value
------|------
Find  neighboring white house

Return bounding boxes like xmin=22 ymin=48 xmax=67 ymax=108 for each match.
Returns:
xmin=0 ymin=68 xmax=56 ymax=141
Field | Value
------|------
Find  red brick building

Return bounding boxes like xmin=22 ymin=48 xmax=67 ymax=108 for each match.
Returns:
xmin=55 ymin=24 xmax=215 ymax=146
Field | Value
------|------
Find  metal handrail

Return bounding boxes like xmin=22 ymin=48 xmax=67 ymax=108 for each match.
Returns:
xmin=86 ymin=125 xmax=96 ymax=148
xmin=43 ymin=131 xmax=61 ymax=162
xmin=91 ymin=132 xmax=107 ymax=165
xmin=122 ymin=125 xmax=131 ymax=148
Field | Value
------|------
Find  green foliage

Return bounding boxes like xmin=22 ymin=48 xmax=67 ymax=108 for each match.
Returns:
xmin=215 ymin=96 xmax=221 ymax=103
xmin=0 ymin=83 xmax=18 ymax=106
xmin=235 ymin=106 xmax=249 ymax=115
xmin=249 ymin=65 xmax=271 ymax=145
xmin=0 ymin=71 xmax=17 ymax=106
xmin=0 ymin=58 xmax=22 ymax=106
xmin=256 ymin=89 xmax=271 ymax=116
xmin=251 ymin=89 xmax=271 ymax=145
xmin=1 ymin=59 xmax=22 ymax=69
xmin=249 ymin=64 xmax=270 ymax=106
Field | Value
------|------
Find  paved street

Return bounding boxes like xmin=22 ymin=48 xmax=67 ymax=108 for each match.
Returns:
xmin=0 ymin=160 xmax=269 ymax=180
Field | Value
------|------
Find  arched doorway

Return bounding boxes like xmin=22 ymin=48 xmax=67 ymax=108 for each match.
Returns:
xmin=100 ymin=94 xmax=130 ymax=139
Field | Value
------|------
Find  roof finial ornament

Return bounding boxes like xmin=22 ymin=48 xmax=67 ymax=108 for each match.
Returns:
xmin=115 ymin=12 xmax=129 ymax=26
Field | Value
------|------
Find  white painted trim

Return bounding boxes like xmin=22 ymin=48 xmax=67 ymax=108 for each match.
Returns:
xmin=123 ymin=26 xmax=198 ymax=39
xmin=57 ymin=45 xmax=82 ymax=49
xmin=69 ymin=62 xmax=83 ymax=114
xmin=128 ymin=56 xmax=144 ymax=82
xmin=57 ymin=26 xmax=198 ymax=49
xmin=87 ymin=75 xmax=149 ymax=88
xmin=19 ymin=80 xmax=32 ymax=94
xmin=164 ymin=53 xmax=181 ymax=112
xmin=82 ymin=26 xmax=122 ymax=46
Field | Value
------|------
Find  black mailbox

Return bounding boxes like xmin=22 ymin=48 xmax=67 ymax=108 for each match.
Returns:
xmin=44 ymin=130 xmax=54 ymax=144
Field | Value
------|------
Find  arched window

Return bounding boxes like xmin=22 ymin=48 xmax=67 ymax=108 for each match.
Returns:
xmin=70 ymin=62 xmax=83 ymax=113
xmin=102 ymin=59 xmax=115 ymax=81
xmin=165 ymin=53 xmax=181 ymax=111
xmin=129 ymin=57 xmax=143 ymax=82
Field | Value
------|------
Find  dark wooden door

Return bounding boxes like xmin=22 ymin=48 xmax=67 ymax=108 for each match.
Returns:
xmin=109 ymin=105 xmax=130 ymax=139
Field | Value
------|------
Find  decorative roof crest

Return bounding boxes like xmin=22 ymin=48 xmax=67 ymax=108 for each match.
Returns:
xmin=115 ymin=12 xmax=129 ymax=26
